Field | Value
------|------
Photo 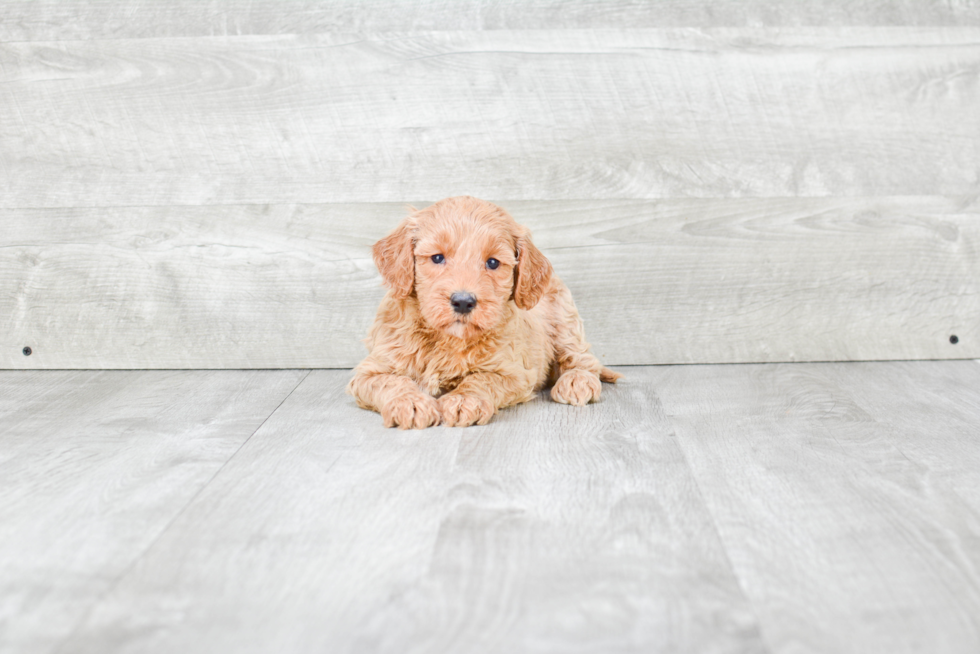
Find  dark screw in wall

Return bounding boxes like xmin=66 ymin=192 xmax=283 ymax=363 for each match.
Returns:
xmin=23 ymin=346 xmax=32 ymax=356
xmin=950 ymin=335 xmax=959 ymax=345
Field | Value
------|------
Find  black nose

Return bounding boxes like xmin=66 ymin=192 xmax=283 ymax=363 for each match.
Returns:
xmin=450 ymin=292 xmax=478 ymax=315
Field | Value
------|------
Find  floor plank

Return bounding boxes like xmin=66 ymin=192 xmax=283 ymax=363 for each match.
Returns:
xmin=820 ymin=360 xmax=980 ymax=519
xmin=4 ymin=363 xmax=979 ymax=653
xmin=0 ymin=370 xmax=307 ymax=654
xmin=652 ymin=362 xmax=980 ymax=654
xmin=55 ymin=369 xmax=765 ymax=654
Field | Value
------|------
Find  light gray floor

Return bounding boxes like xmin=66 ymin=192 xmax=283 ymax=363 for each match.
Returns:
xmin=2 ymin=362 xmax=979 ymax=654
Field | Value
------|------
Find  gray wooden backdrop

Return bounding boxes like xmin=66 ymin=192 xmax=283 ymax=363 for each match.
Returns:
xmin=2 ymin=1 xmax=978 ymax=369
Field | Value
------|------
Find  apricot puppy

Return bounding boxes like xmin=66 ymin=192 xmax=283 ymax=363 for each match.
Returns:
xmin=348 ymin=196 xmax=622 ymax=428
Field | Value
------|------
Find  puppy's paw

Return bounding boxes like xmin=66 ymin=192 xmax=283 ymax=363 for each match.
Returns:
xmin=381 ymin=393 xmax=441 ymax=430
xmin=439 ymin=392 xmax=495 ymax=427
xmin=551 ymin=369 xmax=602 ymax=406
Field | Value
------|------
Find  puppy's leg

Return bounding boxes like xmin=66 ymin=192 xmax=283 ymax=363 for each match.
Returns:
xmin=439 ymin=372 xmax=535 ymax=427
xmin=547 ymin=285 xmax=623 ymax=406
xmin=348 ymin=368 xmax=441 ymax=430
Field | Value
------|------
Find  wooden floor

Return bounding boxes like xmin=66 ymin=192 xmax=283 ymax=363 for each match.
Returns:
xmin=1 ymin=361 xmax=979 ymax=654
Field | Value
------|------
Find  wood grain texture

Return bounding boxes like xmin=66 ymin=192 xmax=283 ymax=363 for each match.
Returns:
xmin=0 ymin=369 xmax=307 ymax=654
xmin=2 ymin=0 xmax=980 ymax=41
xmin=819 ymin=360 xmax=980 ymax=507
xmin=2 ymin=197 xmax=976 ymax=368
xmin=5 ymin=363 xmax=980 ymax=653
xmin=652 ymin=361 xmax=980 ymax=654
xmin=2 ymin=28 xmax=979 ymax=207
xmin=54 ymin=369 xmax=766 ymax=654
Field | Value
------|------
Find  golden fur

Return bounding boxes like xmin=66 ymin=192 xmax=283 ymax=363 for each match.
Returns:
xmin=348 ymin=196 xmax=622 ymax=428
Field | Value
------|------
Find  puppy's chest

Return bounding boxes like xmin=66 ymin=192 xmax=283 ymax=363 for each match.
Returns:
xmin=410 ymin=339 xmax=497 ymax=397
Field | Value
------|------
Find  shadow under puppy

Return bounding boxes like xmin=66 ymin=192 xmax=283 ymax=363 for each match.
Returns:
xmin=348 ymin=196 xmax=622 ymax=428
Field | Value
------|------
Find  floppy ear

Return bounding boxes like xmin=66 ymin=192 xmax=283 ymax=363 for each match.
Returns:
xmin=513 ymin=232 xmax=553 ymax=310
xmin=373 ymin=217 xmax=415 ymax=299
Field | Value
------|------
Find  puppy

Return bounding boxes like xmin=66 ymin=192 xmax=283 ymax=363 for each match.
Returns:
xmin=348 ymin=196 xmax=622 ymax=428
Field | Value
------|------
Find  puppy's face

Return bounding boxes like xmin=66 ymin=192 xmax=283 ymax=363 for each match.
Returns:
xmin=413 ymin=214 xmax=518 ymax=339
xmin=373 ymin=196 xmax=552 ymax=340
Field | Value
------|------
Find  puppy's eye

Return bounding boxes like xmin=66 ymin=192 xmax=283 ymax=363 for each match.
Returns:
xmin=486 ymin=258 xmax=500 ymax=270
xmin=431 ymin=254 xmax=445 ymax=264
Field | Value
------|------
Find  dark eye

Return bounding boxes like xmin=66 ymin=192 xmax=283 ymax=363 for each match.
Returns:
xmin=431 ymin=254 xmax=445 ymax=264
xmin=486 ymin=258 xmax=500 ymax=270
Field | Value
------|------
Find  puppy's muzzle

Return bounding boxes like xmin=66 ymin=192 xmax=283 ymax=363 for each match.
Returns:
xmin=450 ymin=292 xmax=478 ymax=315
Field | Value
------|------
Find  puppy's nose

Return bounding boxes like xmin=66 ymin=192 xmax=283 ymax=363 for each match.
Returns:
xmin=450 ymin=292 xmax=478 ymax=315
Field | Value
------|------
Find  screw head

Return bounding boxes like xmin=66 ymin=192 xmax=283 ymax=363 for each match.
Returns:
xmin=950 ymin=335 xmax=959 ymax=345
xmin=22 ymin=346 xmax=32 ymax=356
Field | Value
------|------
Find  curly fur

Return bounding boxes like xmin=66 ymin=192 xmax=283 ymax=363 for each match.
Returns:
xmin=348 ymin=196 xmax=623 ymax=428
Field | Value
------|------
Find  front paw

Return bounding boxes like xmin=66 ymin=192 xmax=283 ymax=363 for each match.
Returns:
xmin=439 ymin=393 xmax=495 ymax=427
xmin=381 ymin=393 xmax=441 ymax=429
xmin=551 ymin=369 xmax=602 ymax=406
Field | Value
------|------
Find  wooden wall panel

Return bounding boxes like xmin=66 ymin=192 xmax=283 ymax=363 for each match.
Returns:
xmin=2 ymin=29 xmax=979 ymax=207
xmin=2 ymin=0 xmax=979 ymax=41
xmin=2 ymin=5 xmax=977 ymax=368
xmin=2 ymin=198 xmax=976 ymax=368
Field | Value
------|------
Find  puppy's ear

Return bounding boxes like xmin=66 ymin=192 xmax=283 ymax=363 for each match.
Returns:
xmin=513 ymin=232 xmax=553 ymax=310
xmin=373 ymin=217 xmax=415 ymax=299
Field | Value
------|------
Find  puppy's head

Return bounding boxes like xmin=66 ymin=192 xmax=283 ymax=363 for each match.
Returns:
xmin=373 ymin=196 xmax=552 ymax=340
